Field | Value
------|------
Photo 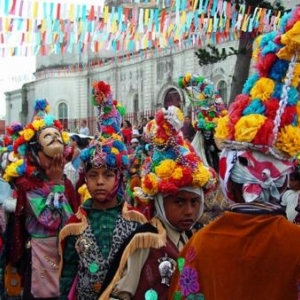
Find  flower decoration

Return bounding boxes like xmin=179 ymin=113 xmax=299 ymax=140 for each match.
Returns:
xmin=3 ymin=159 xmax=34 ymax=182
xmin=134 ymin=106 xmax=214 ymax=200
xmin=6 ymin=122 xmax=23 ymax=141
xmin=178 ymin=266 xmax=200 ymax=296
xmin=92 ymin=80 xmax=112 ymax=106
xmin=4 ymin=100 xmax=68 ymax=182
xmin=215 ymin=7 xmax=300 ymax=159
xmin=178 ymin=74 xmax=228 ymax=132
xmin=80 ymin=80 xmax=129 ymax=171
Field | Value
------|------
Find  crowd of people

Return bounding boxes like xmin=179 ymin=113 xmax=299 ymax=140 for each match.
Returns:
xmin=0 ymin=7 xmax=299 ymax=300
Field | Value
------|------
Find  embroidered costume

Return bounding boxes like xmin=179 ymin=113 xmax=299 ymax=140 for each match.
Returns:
xmin=98 ymin=106 xmax=216 ymax=300
xmin=59 ymin=199 xmax=146 ymax=300
xmin=3 ymin=100 xmax=78 ymax=299
xmin=59 ymin=81 xmax=147 ymax=300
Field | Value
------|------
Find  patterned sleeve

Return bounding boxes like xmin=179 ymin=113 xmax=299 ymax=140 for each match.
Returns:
xmin=60 ymin=235 xmax=78 ymax=299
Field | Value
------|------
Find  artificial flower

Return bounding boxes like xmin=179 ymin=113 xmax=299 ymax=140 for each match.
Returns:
xmin=276 ymin=125 xmax=300 ymax=157
xmin=250 ymin=77 xmax=275 ymax=101
xmin=278 ymin=21 xmax=300 ymax=61
xmin=234 ymin=114 xmax=266 ymax=142
xmin=215 ymin=115 xmax=230 ymax=140
xmin=291 ymin=63 xmax=300 ymax=87
xmin=61 ymin=131 xmax=70 ymax=144
xmin=31 ymin=119 xmax=45 ymax=131
xmin=155 ymin=159 xmax=176 ymax=179
xmin=158 ymin=180 xmax=178 ymax=195
xmin=110 ymin=147 xmax=119 ymax=155
xmin=142 ymin=173 xmax=159 ymax=196
xmin=192 ymin=164 xmax=211 ymax=187
xmin=23 ymin=128 xmax=35 ymax=141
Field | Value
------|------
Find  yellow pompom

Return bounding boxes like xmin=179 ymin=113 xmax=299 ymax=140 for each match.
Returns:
xmin=192 ymin=163 xmax=211 ymax=187
xmin=141 ymin=173 xmax=159 ymax=196
xmin=61 ymin=131 xmax=70 ymax=144
xmin=32 ymin=119 xmax=45 ymax=131
xmin=215 ymin=115 xmax=230 ymax=140
xmin=111 ymin=147 xmax=119 ymax=154
xmin=276 ymin=125 xmax=300 ymax=157
xmin=23 ymin=128 xmax=35 ymax=141
xmin=155 ymin=159 xmax=176 ymax=179
xmin=234 ymin=114 xmax=266 ymax=142
xmin=250 ymin=78 xmax=275 ymax=101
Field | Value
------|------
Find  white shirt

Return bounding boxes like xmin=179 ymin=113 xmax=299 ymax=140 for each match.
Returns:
xmin=79 ymin=126 xmax=89 ymax=136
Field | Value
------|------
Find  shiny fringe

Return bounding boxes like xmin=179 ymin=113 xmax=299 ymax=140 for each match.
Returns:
xmin=99 ymin=217 xmax=167 ymax=300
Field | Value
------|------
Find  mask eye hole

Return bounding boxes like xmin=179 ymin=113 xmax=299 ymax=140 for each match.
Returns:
xmin=238 ymin=156 xmax=248 ymax=166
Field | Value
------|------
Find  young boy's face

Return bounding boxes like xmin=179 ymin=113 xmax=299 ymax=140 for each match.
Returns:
xmin=289 ymin=174 xmax=300 ymax=191
xmin=163 ymin=190 xmax=202 ymax=232
xmin=85 ymin=167 xmax=117 ymax=205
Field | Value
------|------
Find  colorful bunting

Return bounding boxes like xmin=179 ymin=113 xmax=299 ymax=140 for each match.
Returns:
xmin=0 ymin=0 xmax=285 ymax=57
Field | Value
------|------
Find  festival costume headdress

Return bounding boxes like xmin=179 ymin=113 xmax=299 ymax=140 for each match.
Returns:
xmin=215 ymin=7 xmax=300 ymax=203
xmin=134 ymin=105 xmax=215 ymax=201
xmin=178 ymin=74 xmax=228 ymax=131
xmin=3 ymin=99 xmax=69 ymax=182
xmin=215 ymin=8 xmax=300 ymax=159
xmin=80 ymin=80 xmax=129 ymax=171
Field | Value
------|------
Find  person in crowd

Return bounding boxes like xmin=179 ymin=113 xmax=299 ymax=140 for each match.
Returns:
xmin=181 ymin=115 xmax=196 ymax=142
xmin=0 ymin=123 xmax=24 ymax=300
xmin=79 ymin=119 xmax=90 ymax=136
xmin=121 ymin=120 xmax=132 ymax=147
xmin=281 ymin=158 xmax=300 ymax=222
xmin=178 ymin=74 xmax=228 ymax=172
xmin=3 ymin=99 xmax=78 ymax=300
xmin=63 ymin=134 xmax=83 ymax=188
xmin=59 ymin=80 xmax=147 ymax=300
xmin=98 ymin=105 xmax=216 ymax=300
xmin=131 ymin=120 xmax=141 ymax=140
xmin=138 ymin=117 xmax=148 ymax=136
xmin=169 ymin=9 xmax=300 ymax=299
xmin=129 ymin=138 xmax=139 ymax=153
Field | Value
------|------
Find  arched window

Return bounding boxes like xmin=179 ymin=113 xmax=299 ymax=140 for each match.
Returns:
xmin=58 ymin=102 xmax=68 ymax=129
xmin=217 ymin=80 xmax=228 ymax=106
xmin=164 ymin=88 xmax=181 ymax=108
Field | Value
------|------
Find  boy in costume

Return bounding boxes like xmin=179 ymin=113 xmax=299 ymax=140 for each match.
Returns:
xmin=3 ymin=99 xmax=78 ymax=299
xmin=169 ymin=7 xmax=300 ymax=300
xmin=59 ymin=81 xmax=147 ymax=300
xmin=98 ymin=105 xmax=216 ymax=300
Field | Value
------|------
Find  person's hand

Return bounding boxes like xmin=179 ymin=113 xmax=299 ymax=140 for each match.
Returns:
xmin=45 ymin=154 xmax=65 ymax=183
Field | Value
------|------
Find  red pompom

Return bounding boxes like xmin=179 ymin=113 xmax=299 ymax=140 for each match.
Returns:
xmin=255 ymin=53 xmax=277 ymax=77
xmin=280 ymin=106 xmax=297 ymax=128
xmin=264 ymin=98 xmax=279 ymax=119
xmin=253 ymin=119 xmax=274 ymax=146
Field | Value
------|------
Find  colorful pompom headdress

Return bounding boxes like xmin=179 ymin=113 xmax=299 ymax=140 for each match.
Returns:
xmin=178 ymin=74 xmax=228 ymax=132
xmin=80 ymin=80 xmax=129 ymax=171
xmin=215 ymin=7 xmax=300 ymax=160
xmin=134 ymin=105 xmax=215 ymax=200
xmin=13 ymin=99 xmax=69 ymax=157
xmin=3 ymin=100 xmax=69 ymax=182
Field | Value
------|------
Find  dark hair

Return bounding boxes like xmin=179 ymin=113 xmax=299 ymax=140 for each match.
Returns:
xmin=124 ymin=120 xmax=131 ymax=127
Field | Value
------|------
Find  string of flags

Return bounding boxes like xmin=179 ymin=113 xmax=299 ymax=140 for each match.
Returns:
xmin=0 ymin=0 xmax=285 ymax=57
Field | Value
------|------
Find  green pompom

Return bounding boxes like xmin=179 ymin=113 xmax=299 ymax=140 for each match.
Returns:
xmin=117 ymin=105 xmax=126 ymax=117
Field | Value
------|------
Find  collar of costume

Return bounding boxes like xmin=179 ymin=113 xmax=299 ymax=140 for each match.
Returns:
xmin=227 ymin=202 xmax=286 ymax=217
